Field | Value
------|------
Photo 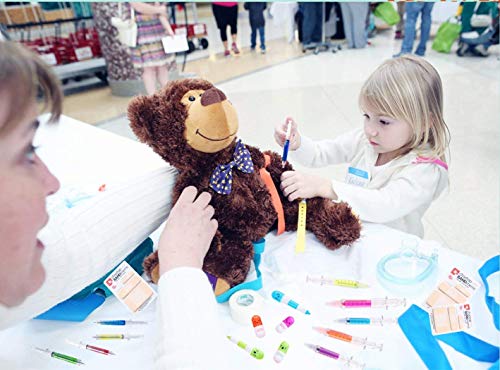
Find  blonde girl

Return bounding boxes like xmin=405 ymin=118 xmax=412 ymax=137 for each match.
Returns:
xmin=275 ymin=55 xmax=450 ymax=237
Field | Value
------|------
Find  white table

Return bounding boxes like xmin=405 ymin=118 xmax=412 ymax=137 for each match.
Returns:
xmin=0 ymin=117 xmax=497 ymax=370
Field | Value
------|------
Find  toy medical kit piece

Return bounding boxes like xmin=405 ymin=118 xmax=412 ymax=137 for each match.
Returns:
xmin=306 ymin=275 xmax=369 ymax=288
xmin=272 ymin=290 xmax=311 ymax=315
xmin=93 ymin=334 xmax=143 ymax=340
xmin=95 ymin=320 xmax=148 ymax=326
xmin=295 ymin=199 xmax=307 ymax=253
xmin=327 ymin=297 xmax=406 ymax=310
xmin=275 ymin=316 xmax=295 ymax=333
xmin=273 ymin=341 xmax=289 ymax=363
xmin=281 ymin=119 xmax=292 ymax=168
xmin=35 ymin=347 xmax=84 ymax=365
xmin=333 ymin=316 xmax=397 ymax=326
xmin=66 ymin=340 xmax=115 ymax=356
xmin=429 ymin=304 xmax=473 ymax=335
xmin=229 ymin=290 xmax=264 ymax=325
xmin=425 ymin=266 xmax=481 ymax=308
xmin=104 ymin=261 xmax=157 ymax=313
xmin=313 ymin=327 xmax=383 ymax=351
xmin=304 ymin=343 xmax=365 ymax=368
xmin=377 ymin=239 xmax=438 ymax=296
xmin=252 ymin=315 xmax=266 ymax=338
xmin=227 ymin=336 xmax=264 ymax=359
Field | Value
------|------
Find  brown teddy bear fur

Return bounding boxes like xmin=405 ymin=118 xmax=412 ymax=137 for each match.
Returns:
xmin=128 ymin=79 xmax=361 ymax=288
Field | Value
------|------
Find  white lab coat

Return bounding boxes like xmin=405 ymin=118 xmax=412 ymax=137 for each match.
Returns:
xmin=290 ymin=129 xmax=449 ymax=237
xmin=154 ymin=268 xmax=249 ymax=369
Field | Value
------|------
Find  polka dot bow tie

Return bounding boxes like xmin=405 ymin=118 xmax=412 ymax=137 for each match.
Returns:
xmin=209 ymin=140 xmax=254 ymax=195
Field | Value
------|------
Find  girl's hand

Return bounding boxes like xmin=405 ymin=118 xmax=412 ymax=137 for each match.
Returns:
xmin=274 ymin=116 xmax=301 ymax=151
xmin=280 ymin=171 xmax=337 ymax=201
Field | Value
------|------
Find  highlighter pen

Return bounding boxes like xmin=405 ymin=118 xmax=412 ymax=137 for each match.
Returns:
xmin=327 ymin=297 xmax=406 ymax=310
xmin=304 ymin=343 xmax=365 ymax=368
xmin=35 ymin=347 xmax=84 ymax=365
xmin=95 ymin=320 xmax=148 ymax=326
xmin=306 ymin=275 xmax=369 ymax=288
xmin=313 ymin=326 xmax=383 ymax=351
xmin=93 ymin=334 xmax=144 ymax=340
xmin=66 ymin=340 xmax=116 ymax=355
xmin=281 ymin=120 xmax=292 ymax=168
xmin=227 ymin=336 xmax=264 ymax=360
xmin=333 ymin=316 xmax=397 ymax=326
xmin=272 ymin=290 xmax=311 ymax=315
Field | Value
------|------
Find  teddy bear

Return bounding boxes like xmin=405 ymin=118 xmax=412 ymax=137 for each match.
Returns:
xmin=127 ymin=79 xmax=361 ymax=293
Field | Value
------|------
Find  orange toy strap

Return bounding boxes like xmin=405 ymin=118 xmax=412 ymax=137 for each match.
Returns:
xmin=259 ymin=154 xmax=286 ymax=235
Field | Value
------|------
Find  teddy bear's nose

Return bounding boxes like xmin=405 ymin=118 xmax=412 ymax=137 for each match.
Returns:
xmin=201 ymin=88 xmax=227 ymax=106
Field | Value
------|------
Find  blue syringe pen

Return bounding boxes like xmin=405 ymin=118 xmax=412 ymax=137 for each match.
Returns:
xmin=333 ymin=316 xmax=397 ymax=326
xmin=95 ymin=320 xmax=148 ymax=326
xmin=281 ymin=120 xmax=292 ymax=168
xmin=272 ymin=290 xmax=311 ymax=315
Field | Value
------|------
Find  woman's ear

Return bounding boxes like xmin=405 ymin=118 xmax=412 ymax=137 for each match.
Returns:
xmin=128 ymin=94 xmax=158 ymax=144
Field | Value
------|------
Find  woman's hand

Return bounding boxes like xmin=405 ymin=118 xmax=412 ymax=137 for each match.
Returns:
xmin=158 ymin=187 xmax=218 ymax=275
xmin=159 ymin=15 xmax=175 ymax=36
xmin=274 ymin=116 xmax=301 ymax=150
xmin=280 ymin=171 xmax=337 ymax=201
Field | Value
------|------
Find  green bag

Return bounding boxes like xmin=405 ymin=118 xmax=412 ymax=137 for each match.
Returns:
xmin=432 ymin=18 xmax=462 ymax=53
xmin=373 ymin=3 xmax=400 ymax=26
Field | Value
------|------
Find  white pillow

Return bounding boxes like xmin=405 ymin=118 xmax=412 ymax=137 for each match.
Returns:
xmin=0 ymin=115 xmax=177 ymax=329
xmin=0 ymin=166 xmax=176 ymax=329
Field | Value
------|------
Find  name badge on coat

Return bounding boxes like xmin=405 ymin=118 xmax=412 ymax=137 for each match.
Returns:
xmin=345 ymin=167 xmax=370 ymax=188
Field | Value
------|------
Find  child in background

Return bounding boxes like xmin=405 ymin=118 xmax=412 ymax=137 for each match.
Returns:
xmin=244 ymin=2 xmax=267 ymax=54
xmin=274 ymin=55 xmax=450 ymax=238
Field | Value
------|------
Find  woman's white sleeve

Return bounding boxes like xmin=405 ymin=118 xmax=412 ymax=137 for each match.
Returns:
xmin=0 ymin=167 xmax=174 ymax=330
xmin=289 ymin=129 xmax=363 ymax=168
xmin=154 ymin=268 xmax=247 ymax=370
xmin=332 ymin=164 xmax=447 ymax=223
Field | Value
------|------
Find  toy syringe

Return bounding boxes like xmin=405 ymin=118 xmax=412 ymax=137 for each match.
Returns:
xmin=313 ymin=327 xmax=383 ymax=351
xmin=281 ymin=119 xmax=292 ymax=168
xmin=333 ymin=316 xmax=397 ymax=326
xmin=327 ymin=297 xmax=406 ymax=310
xmin=304 ymin=343 xmax=365 ymax=368
xmin=306 ymin=275 xmax=369 ymax=288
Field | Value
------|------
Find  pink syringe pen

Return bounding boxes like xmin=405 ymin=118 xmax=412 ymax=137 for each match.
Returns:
xmin=326 ymin=297 xmax=406 ymax=310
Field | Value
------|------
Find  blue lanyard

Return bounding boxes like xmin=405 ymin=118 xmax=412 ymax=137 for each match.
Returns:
xmin=398 ymin=255 xmax=500 ymax=370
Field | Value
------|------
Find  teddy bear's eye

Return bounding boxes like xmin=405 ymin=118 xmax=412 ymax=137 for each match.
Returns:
xmin=199 ymin=93 xmax=203 ymax=97
xmin=188 ymin=96 xmax=196 ymax=102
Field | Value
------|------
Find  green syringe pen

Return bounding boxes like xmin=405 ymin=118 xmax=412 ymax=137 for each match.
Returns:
xmin=93 ymin=334 xmax=144 ymax=340
xmin=35 ymin=347 xmax=84 ymax=365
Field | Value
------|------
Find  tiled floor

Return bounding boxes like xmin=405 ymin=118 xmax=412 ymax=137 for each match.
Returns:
xmin=69 ymin=7 xmax=500 ymax=261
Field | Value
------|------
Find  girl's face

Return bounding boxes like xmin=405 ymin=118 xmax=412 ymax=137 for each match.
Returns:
xmin=0 ymin=97 xmax=60 ymax=307
xmin=363 ymin=108 xmax=413 ymax=161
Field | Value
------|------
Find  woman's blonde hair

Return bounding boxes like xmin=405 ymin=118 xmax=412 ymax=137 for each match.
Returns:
xmin=359 ymin=55 xmax=450 ymax=161
xmin=0 ymin=41 xmax=62 ymax=135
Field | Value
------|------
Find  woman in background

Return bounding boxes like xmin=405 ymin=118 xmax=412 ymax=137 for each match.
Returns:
xmin=212 ymin=2 xmax=240 ymax=57
xmin=130 ymin=2 xmax=175 ymax=94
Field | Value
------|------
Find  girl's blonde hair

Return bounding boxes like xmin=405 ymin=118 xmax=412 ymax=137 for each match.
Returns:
xmin=359 ymin=55 xmax=450 ymax=161
xmin=0 ymin=41 xmax=62 ymax=135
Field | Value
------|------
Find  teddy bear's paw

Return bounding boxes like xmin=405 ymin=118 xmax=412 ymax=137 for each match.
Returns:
xmin=142 ymin=251 xmax=160 ymax=284
xmin=307 ymin=199 xmax=362 ymax=250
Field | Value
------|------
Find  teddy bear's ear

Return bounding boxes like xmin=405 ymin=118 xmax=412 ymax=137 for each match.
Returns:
xmin=127 ymin=95 xmax=158 ymax=144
